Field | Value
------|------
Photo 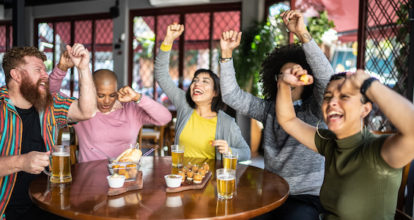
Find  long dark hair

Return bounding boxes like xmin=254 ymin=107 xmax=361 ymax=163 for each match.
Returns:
xmin=260 ymin=44 xmax=314 ymax=101
xmin=185 ymin=69 xmax=225 ymax=112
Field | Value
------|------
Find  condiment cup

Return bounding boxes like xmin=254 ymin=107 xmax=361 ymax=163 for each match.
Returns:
xmin=107 ymin=175 xmax=125 ymax=188
xmin=165 ymin=174 xmax=182 ymax=188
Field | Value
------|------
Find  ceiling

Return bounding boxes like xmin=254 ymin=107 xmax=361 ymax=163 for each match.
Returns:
xmin=0 ymin=0 xmax=98 ymax=9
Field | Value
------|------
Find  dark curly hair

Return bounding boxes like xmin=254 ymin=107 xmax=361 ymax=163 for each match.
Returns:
xmin=185 ymin=69 xmax=226 ymax=113
xmin=260 ymin=44 xmax=314 ymax=101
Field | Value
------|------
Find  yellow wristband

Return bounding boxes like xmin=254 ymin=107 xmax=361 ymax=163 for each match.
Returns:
xmin=160 ymin=43 xmax=172 ymax=52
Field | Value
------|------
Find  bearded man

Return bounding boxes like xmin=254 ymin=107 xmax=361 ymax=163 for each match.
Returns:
xmin=0 ymin=43 xmax=97 ymax=220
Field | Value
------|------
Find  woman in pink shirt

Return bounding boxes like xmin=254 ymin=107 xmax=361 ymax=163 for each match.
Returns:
xmin=49 ymin=56 xmax=171 ymax=162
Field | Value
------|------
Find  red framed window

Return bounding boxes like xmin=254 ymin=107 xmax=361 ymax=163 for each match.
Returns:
xmin=129 ymin=3 xmax=241 ymax=107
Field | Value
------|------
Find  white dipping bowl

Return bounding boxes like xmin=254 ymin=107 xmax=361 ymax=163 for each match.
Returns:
xmin=165 ymin=174 xmax=182 ymax=188
xmin=107 ymin=175 xmax=125 ymax=188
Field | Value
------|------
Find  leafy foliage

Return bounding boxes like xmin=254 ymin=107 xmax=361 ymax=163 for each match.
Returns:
xmin=232 ymin=14 xmax=288 ymax=96
xmin=307 ymin=11 xmax=335 ymax=44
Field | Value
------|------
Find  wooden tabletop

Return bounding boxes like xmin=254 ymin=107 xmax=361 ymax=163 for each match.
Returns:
xmin=30 ymin=157 xmax=289 ymax=220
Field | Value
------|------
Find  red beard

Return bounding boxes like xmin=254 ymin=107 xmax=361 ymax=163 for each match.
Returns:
xmin=20 ymin=73 xmax=53 ymax=112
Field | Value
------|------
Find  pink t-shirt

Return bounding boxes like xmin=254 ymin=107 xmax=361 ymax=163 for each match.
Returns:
xmin=74 ymin=96 xmax=171 ymax=163
xmin=48 ymin=66 xmax=171 ymax=162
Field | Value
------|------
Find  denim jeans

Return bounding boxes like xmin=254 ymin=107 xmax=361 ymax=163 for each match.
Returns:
xmin=252 ymin=194 xmax=324 ymax=220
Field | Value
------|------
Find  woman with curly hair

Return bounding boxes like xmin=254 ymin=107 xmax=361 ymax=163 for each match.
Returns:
xmin=219 ymin=10 xmax=333 ymax=219
xmin=154 ymin=23 xmax=250 ymax=161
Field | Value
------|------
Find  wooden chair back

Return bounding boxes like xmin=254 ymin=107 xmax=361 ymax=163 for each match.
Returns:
xmin=138 ymin=125 xmax=166 ymax=156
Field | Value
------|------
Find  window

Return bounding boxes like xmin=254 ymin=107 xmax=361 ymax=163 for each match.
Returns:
xmin=129 ymin=3 xmax=241 ymax=107
xmin=0 ymin=22 xmax=12 ymax=87
xmin=35 ymin=14 xmax=113 ymax=97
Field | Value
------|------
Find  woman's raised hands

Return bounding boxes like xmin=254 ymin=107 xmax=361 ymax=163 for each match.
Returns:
xmin=163 ymin=23 xmax=184 ymax=45
xmin=220 ymin=30 xmax=242 ymax=54
xmin=280 ymin=10 xmax=312 ymax=43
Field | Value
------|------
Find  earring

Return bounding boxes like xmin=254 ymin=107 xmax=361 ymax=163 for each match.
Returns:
xmin=316 ymin=120 xmax=329 ymax=140
xmin=360 ymin=118 xmax=364 ymax=135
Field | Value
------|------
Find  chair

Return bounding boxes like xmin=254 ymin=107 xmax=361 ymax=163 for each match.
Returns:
xmin=138 ymin=125 xmax=165 ymax=156
xmin=395 ymin=209 xmax=413 ymax=220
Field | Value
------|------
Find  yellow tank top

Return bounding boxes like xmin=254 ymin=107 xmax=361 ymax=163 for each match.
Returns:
xmin=179 ymin=111 xmax=217 ymax=159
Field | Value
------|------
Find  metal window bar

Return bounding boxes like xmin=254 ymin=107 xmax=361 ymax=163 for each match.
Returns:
xmin=357 ymin=0 xmax=412 ymax=131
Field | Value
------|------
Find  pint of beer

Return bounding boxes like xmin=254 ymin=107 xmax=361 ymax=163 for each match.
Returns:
xmin=44 ymin=145 xmax=72 ymax=183
xmin=171 ymin=145 xmax=184 ymax=167
xmin=216 ymin=168 xmax=236 ymax=199
xmin=223 ymin=152 xmax=238 ymax=170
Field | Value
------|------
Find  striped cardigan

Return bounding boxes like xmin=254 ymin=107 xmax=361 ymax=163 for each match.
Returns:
xmin=0 ymin=86 xmax=75 ymax=218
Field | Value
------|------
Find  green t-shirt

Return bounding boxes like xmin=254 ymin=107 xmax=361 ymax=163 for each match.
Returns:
xmin=315 ymin=128 xmax=402 ymax=220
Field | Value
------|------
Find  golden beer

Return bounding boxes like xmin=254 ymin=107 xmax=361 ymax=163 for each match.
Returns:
xmin=223 ymin=157 xmax=237 ymax=170
xmin=50 ymin=152 xmax=72 ymax=183
xmin=171 ymin=150 xmax=184 ymax=167
xmin=223 ymin=153 xmax=238 ymax=170
xmin=51 ymin=183 xmax=71 ymax=209
xmin=217 ymin=175 xmax=235 ymax=199
xmin=216 ymin=197 xmax=234 ymax=215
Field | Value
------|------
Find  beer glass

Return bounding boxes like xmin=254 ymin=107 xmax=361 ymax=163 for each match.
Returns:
xmin=223 ymin=152 xmax=238 ymax=170
xmin=216 ymin=168 xmax=236 ymax=199
xmin=171 ymin=145 xmax=184 ymax=167
xmin=44 ymin=145 xmax=72 ymax=183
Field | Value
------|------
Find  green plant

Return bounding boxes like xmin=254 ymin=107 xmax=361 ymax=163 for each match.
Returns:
xmin=232 ymin=13 xmax=288 ymax=96
xmin=307 ymin=10 xmax=335 ymax=44
xmin=232 ymin=10 xmax=335 ymax=96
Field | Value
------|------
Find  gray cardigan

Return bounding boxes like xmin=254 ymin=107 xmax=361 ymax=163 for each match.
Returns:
xmin=220 ymin=40 xmax=333 ymax=196
xmin=154 ymin=50 xmax=250 ymax=161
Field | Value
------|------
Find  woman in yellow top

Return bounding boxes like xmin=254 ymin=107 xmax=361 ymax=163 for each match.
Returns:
xmin=154 ymin=23 xmax=250 ymax=161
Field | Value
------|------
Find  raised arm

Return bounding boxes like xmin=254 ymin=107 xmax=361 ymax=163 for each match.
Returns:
xmin=117 ymin=86 xmax=172 ymax=125
xmin=219 ymin=30 xmax=270 ymax=122
xmin=276 ymin=65 xmax=318 ymax=152
xmin=282 ymin=10 xmax=333 ymax=110
xmin=154 ymin=23 xmax=187 ymax=107
xmin=346 ymin=70 xmax=414 ymax=168
xmin=49 ymin=51 xmax=74 ymax=94
xmin=66 ymin=44 xmax=97 ymax=122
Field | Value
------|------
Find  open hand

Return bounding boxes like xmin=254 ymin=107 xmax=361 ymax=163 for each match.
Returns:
xmin=118 ymin=86 xmax=141 ymax=103
xmin=220 ymin=30 xmax=242 ymax=52
xmin=164 ymin=23 xmax=184 ymax=45
xmin=66 ymin=43 xmax=90 ymax=72
xmin=21 ymin=151 xmax=50 ymax=174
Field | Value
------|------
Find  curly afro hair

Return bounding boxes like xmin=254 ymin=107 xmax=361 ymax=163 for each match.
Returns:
xmin=260 ymin=44 xmax=314 ymax=102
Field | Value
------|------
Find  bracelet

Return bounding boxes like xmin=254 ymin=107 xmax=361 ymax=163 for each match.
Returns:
xmin=160 ymin=43 xmax=172 ymax=52
xmin=135 ymin=94 xmax=142 ymax=104
xmin=360 ymin=77 xmax=378 ymax=103
xmin=219 ymin=57 xmax=232 ymax=63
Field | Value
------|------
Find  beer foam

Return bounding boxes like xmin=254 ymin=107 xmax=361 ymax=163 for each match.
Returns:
xmin=172 ymin=150 xmax=184 ymax=153
xmin=52 ymin=152 xmax=70 ymax=157
xmin=217 ymin=174 xmax=235 ymax=181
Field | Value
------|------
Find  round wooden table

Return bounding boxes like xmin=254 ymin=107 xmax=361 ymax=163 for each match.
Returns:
xmin=30 ymin=157 xmax=289 ymax=219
